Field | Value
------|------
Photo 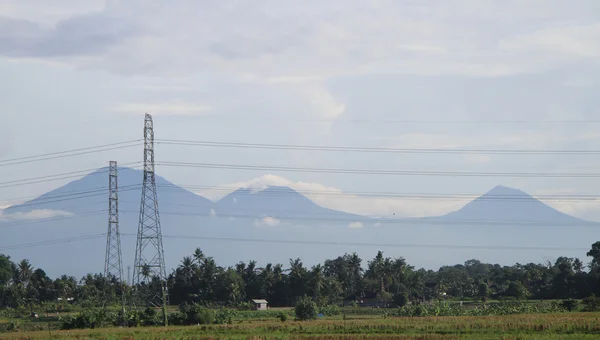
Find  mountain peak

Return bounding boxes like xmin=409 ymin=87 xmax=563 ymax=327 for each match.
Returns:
xmin=484 ymin=185 xmax=530 ymax=197
xmin=442 ymin=185 xmax=584 ymax=223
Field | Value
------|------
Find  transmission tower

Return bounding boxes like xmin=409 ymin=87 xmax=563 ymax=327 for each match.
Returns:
xmin=133 ymin=113 xmax=169 ymax=322
xmin=104 ymin=161 xmax=126 ymax=321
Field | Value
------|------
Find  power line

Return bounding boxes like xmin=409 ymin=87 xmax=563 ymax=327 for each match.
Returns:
xmin=119 ymin=233 xmax=590 ymax=252
xmin=0 ymin=184 xmax=142 ymax=205
xmin=0 ymin=210 xmax=107 ymax=229
xmin=154 ymin=183 xmax=600 ymax=202
xmin=157 ymin=161 xmax=600 ymax=178
xmin=157 ymin=139 xmax=600 ymax=155
xmin=0 ymin=233 xmax=106 ymax=251
xmin=0 ymin=140 xmax=141 ymax=167
xmin=117 ymin=209 xmax=599 ymax=228
xmin=172 ymin=116 xmax=600 ymax=124
xmin=0 ymin=185 xmax=142 ymax=210
xmin=0 ymin=162 xmax=143 ymax=189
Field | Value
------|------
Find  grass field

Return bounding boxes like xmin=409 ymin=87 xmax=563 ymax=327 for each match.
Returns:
xmin=3 ymin=312 xmax=600 ymax=339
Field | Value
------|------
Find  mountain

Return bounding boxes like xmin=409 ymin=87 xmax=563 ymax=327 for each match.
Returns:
xmin=1 ymin=171 xmax=597 ymax=278
xmin=4 ymin=167 xmax=214 ymax=216
xmin=215 ymin=186 xmax=362 ymax=221
xmin=440 ymin=185 xmax=587 ymax=224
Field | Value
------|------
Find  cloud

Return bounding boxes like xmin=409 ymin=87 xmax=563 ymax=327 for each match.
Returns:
xmin=2 ymin=1 xmax=599 ymax=78
xmin=0 ymin=209 xmax=73 ymax=221
xmin=113 ymin=102 xmax=211 ymax=116
xmin=348 ymin=222 xmax=363 ymax=229
xmin=254 ymin=216 xmax=281 ymax=227
xmin=199 ymin=175 xmax=466 ymax=218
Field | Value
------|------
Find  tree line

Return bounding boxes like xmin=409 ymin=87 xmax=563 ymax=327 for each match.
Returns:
xmin=1 ymin=242 xmax=600 ymax=310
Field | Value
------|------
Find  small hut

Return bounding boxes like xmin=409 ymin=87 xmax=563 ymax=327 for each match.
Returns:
xmin=252 ymin=299 xmax=268 ymax=311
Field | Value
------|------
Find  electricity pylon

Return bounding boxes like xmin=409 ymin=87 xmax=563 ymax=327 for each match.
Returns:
xmin=132 ymin=113 xmax=168 ymax=325
xmin=104 ymin=161 xmax=126 ymax=322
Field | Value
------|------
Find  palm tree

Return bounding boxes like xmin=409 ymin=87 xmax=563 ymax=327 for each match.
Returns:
xmin=310 ymin=264 xmax=325 ymax=300
xmin=193 ymin=248 xmax=205 ymax=265
xmin=348 ymin=253 xmax=363 ymax=297
xmin=141 ymin=264 xmax=152 ymax=282
xmin=180 ymin=256 xmax=195 ymax=283
xmin=289 ymin=258 xmax=307 ymax=299
xmin=17 ymin=259 xmax=33 ymax=287
xmin=368 ymin=251 xmax=386 ymax=293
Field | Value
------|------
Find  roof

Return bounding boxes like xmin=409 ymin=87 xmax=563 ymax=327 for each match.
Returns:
xmin=252 ymin=299 xmax=268 ymax=304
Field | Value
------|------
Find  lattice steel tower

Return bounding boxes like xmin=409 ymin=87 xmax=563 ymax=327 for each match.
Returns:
xmin=133 ymin=113 xmax=169 ymax=309
xmin=104 ymin=161 xmax=124 ymax=281
xmin=104 ymin=161 xmax=126 ymax=320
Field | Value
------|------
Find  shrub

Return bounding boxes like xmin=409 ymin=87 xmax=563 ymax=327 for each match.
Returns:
xmin=214 ymin=309 xmax=237 ymax=324
xmin=168 ymin=312 xmax=185 ymax=326
xmin=319 ymin=305 xmax=341 ymax=316
xmin=295 ymin=296 xmax=318 ymax=321
xmin=393 ymin=293 xmax=409 ymax=307
xmin=179 ymin=303 xmax=215 ymax=325
xmin=560 ymin=299 xmax=579 ymax=312
xmin=582 ymin=294 xmax=600 ymax=312
xmin=61 ymin=309 xmax=115 ymax=330
xmin=278 ymin=311 xmax=288 ymax=322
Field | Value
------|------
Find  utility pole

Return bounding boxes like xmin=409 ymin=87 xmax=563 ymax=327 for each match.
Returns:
xmin=132 ymin=113 xmax=169 ymax=326
xmin=104 ymin=161 xmax=126 ymax=324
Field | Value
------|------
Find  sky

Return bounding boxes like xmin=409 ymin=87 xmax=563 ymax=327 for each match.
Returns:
xmin=2 ymin=0 xmax=600 ymax=222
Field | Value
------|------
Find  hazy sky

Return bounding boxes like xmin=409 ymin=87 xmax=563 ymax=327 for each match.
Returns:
xmin=2 ymin=0 xmax=600 ymax=220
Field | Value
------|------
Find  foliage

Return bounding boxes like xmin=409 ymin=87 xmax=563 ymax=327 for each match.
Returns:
xmin=214 ymin=309 xmax=236 ymax=324
xmin=582 ymin=294 xmax=600 ymax=312
xmin=393 ymin=292 xmax=409 ymax=307
xmin=278 ymin=311 xmax=288 ymax=322
xmin=560 ymin=299 xmax=579 ymax=312
xmin=319 ymin=304 xmax=341 ymax=316
xmin=396 ymin=300 xmax=565 ymax=317
xmin=295 ymin=296 xmax=318 ymax=321
xmin=178 ymin=302 xmax=214 ymax=325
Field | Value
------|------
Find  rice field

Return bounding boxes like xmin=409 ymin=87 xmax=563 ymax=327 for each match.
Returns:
xmin=4 ymin=312 xmax=600 ymax=339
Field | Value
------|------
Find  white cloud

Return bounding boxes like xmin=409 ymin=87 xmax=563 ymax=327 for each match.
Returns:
xmin=200 ymin=175 xmax=465 ymax=218
xmin=348 ymin=221 xmax=363 ymax=229
xmin=2 ymin=1 xmax=599 ymax=79
xmin=254 ymin=216 xmax=281 ymax=227
xmin=113 ymin=102 xmax=211 ymax=116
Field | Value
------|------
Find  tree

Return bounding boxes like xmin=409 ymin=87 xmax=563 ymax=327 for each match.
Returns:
xmin=367 ymin=251 xmax=386 ymax=293
xmin=393 ymin=292 xmax=409 ymax=307
xmin=478 ymin=282 xmax=489 ymax=302
xmin=587 ymin=242 xmax=600 ymax=270
xmin=294 ymin=296 xmax=317 ymax=321
xmin=289 ymin=258 xmax=307 ymax=301
xmin=0 ymin=254 xmax=13 ymax=286
xmin=309 ymin=264 xmax=325 ymax=302
xmin=505 ymin=281 xmax=530 ymax=300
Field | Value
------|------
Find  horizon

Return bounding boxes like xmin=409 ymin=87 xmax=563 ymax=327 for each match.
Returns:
xmin=1 ymin=165 xmax=592 ymax=222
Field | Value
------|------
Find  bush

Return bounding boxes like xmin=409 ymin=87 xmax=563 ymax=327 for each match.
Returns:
xmin=278 ymin=311 xmax=288 ymax=322
xmin=319 ymin=305 xmax=341 ymax=316
xmin=582 ymin=294 xmax=600 ymax=312
xmin=560 ymin=299 xmax=579 ymax=312
xmin=61 ymin=309 xmax=116 ymax=330
xmin=214 ymin=309 xmax=237 ymax=324
xmin=168 ymin=312 xmax=185 ymax=326
xmin=295 ymin=296 xmax=318 ymax=321
xmin=393 ymin=293 xmax=409 ymax=307
xmin=179 ymin=303 xmax=215 ymax=325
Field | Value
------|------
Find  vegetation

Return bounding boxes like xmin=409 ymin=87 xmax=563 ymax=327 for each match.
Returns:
xmin=4 ymin=312 xmax=600 ymax=339
xmin=1 ymin=240 xmax=600 ymax=333
xmin=295 ymin=296 xmax=318 ymax=320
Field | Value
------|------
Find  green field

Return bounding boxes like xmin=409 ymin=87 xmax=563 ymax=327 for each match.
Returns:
xmin=3 ymin=312 xmax=600 ymax=339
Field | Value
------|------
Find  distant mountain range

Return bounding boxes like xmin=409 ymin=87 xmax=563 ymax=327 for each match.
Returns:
xmin=1 ymin=167 xmax=596 ymax=278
